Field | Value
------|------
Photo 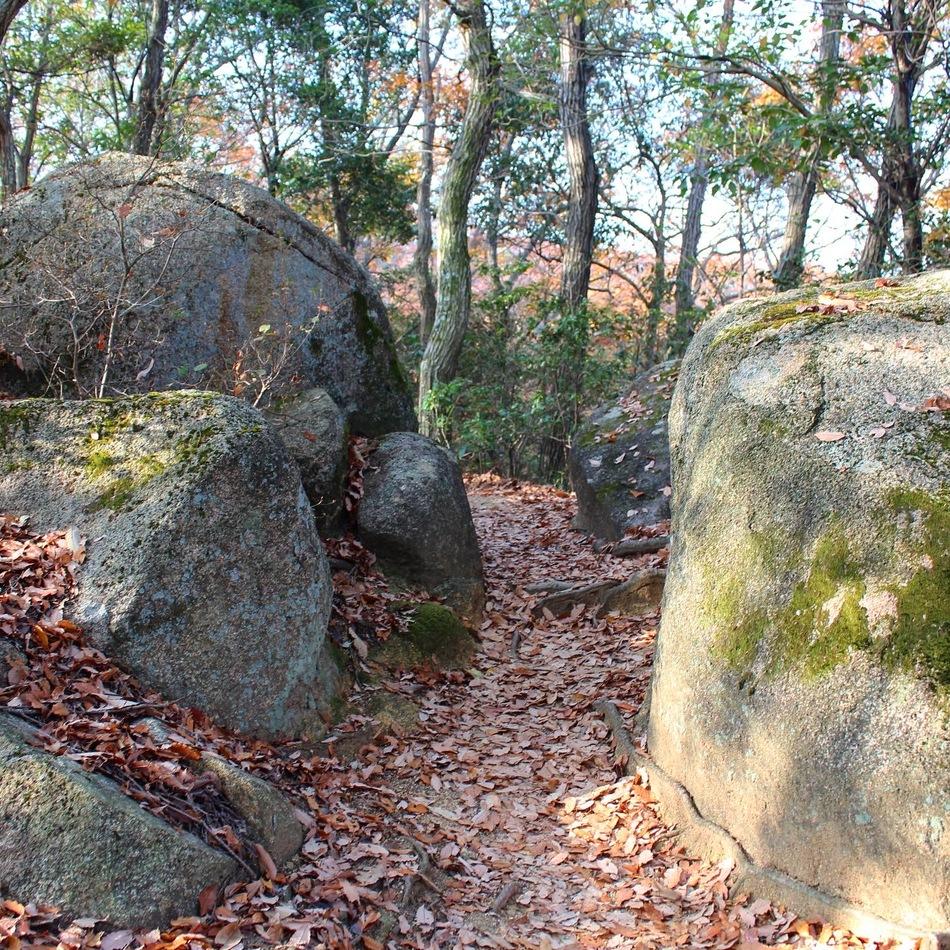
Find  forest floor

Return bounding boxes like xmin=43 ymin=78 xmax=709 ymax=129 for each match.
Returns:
xmin=2 ymin=478 xmax=895 ymax=950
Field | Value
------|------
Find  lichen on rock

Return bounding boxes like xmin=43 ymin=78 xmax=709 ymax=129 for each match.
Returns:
xmin=0 ymin=391 xmax=334 ymax=739
xmin=647 ymin=268 xmax=950 ymax=934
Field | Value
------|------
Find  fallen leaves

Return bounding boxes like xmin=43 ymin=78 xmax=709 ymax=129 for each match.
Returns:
xmin=1 ymin=483 xmax=881 ymax=950
xmin=796 ymin=294 xmax=865 ymax=316
xmin=815 ymin=430 xmax=846 ymax=442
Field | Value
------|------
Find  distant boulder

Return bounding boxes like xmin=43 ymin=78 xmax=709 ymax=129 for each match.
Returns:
xmin=0 ymin=713 xmax=236 ymax=928
xmin=266 ymin=386 xmax=349 ymax=531
xmin=0 ymin=391 xmax=332 ymax=738
xmin=0 ymin=153 xmax=415 ymax=435
xmin=648 ymin=271 xmax=950 ymax=935
xmin=569 ymin=361 xmax=678 ymax=540
xmin=358 ymin=433 xmax=485 ymax=619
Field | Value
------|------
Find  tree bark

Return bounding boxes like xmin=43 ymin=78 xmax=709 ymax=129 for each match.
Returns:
xmin=132 ymin=0 xmax=169 ymax=156
xmin=417 ymin=0 xmax=499 ymax=437
xmin=889 ymin=0 xmax=925 ymax=273
xmin=0 ymin=104 xmax=17 ymax=199
xmin=415 ymin=0 xmax=437 ymax=343
xmin=558 ymin=7 xmax=597 ymax=310
xmin=855 ymin=181 xmax=895 ymax=278
xmin=0 ymin=0 xmax=27 ymax=46
xmin=772 ymin=0 xmax=844 ymax=289
xmin=671 ymin=0 xmax=733 ymax=349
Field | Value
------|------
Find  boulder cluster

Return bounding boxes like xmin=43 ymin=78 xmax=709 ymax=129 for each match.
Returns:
xmin=0 ymin=155 xmax=484 ymax=927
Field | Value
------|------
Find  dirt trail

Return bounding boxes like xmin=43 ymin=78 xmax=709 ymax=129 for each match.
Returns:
xmin=330 ymin=478 xmax=815 ymax=949
xmin=2 ymin=480 xmax=866 ymax=950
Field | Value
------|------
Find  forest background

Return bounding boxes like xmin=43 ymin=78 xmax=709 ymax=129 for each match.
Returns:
xmin=0 ymin=0 xmax=946 ymax=482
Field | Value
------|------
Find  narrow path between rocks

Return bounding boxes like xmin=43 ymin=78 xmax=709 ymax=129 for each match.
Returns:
xmin=3 ymin=479 xmax=875 ymax=950
xmin=321 ymin=478 xmax=822 ymax=949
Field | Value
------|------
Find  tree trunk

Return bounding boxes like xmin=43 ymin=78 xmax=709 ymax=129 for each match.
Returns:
xmin=773 ymin=171 xmax=817 ymax=289
xmin=772 ymin=0 xmax=844 ymax=289
xmin=0 ymin=0 xmax=27 ymax=46
xmin=330 ymin=175 xmax=355 ymax=253
xmin=673 ymin=158 xmax=707 ymax=332
xmin=417 ymin=0 xmax=498 ymax=437
xmin=415 ymin=0 xmax=437 ymax=343
xmin=671 ymin=0 xmax=734 ymax=348
xmin=855 ymin=179 xmax=895 ymax=278
xmin=132 ymin=0 xmax=169 ymax=156
xmin=0 ymin=104 xmax=17 ymax=199
xmin=558 ymin=7 xmax=597 ymax=310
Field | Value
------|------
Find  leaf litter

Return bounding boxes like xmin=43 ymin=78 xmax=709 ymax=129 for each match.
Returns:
xmin=0 ymin=484 xmax=923 ymax=950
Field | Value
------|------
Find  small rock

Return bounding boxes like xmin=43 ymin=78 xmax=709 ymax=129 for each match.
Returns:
xmin=0 ymin=713 xmax=236 ymax=928
xmin=569 ymin=361 xmax=678 ymax=540
xmin=266 ymin=387 xmax=348 ymax=531
xmin=198 ymin=754 xmax=303 ymax=865
xmin=358 ymin=433 xmax=485 ymax=619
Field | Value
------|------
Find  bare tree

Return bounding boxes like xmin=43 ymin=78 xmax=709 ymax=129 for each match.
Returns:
xmin=415 ymin=0 xmax=438 ymax=343
xmin=417 ymin=0 xmax=499 ymax=437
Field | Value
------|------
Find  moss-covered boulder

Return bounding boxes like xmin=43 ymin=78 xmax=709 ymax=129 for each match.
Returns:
xmin=0 ymin=392 xmax=332 ymax=738
xmin=358 ymin=434 xmax=485 ymax=619
xmin=569 ymin=360 xmax=678 ymax=540
xmin=0 ymin=153 xmax=415 ymax=435
xmin=266 ymin=386 xmax=348 ymax=531
xmin=0 ymin=713 xmax=236 ymax=928
xmin=647 ymin=270 xmax=950 ymax=934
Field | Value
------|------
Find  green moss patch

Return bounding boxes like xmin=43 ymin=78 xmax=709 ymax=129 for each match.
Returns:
xmin=0 ymin=402 xmax=37 ymax=449
xmin=714 ymin=524 xmax=871 ymax=681
xmin=772 ymin=528 xmax=870 ymax=678
xmin=371 ymin=602 xmax=476 ymax=671
xmin=881 ymin=489 xmax=950 ymax=689
xmin=711 ymin=280 xmax=938 ymax=351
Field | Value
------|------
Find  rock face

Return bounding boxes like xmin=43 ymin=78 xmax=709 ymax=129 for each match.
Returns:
xmin=0 ymin=392 xmax=332 ymax=738
xmin=0 ymin=713 xmax=235 ymax=928
xmin=569 ymin=361 xmax=677 ymax=540
xmin=358 ymin=433 xmax=484 ymax=618
xmin=0 ymin=152 xmax=415 ymax=435
xmin=266 ymin=387 xmax=348 ymax=530
xmin=647 ymin=271 xmax=950 ymax=934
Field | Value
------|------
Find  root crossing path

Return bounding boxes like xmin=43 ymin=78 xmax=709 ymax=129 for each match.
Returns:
xmin=327 ymin=478 xmax=829 ymax=949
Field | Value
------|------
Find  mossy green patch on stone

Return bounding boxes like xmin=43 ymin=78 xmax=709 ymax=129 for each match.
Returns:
xmin=352 ymin=291 xmax=410 ymax=391
xmin=881 ymin=489 xmax=950 ymax=690
xmin=85 ymin=449 xmax=116 ymax=478
xmin=371 ymin=602 xmax=476 ymax=671
xmin=90 ymin=475 xmax=139 ymax=512
xmin=0 ymin=402 xmax=37 ymax=449
xmin=710 ymin=299 xmax=846 ymax=350
xmin=771 ymin=527 xmax=870 ymax=678
xmin=711 ymin=280 xmax=941 ymax=351
xmin=364 ymin=692 xmax=420 ymax=735
xmin=706 ymin=528 xmax=790 ymax=671
xmin=713 ymin=524 xmax=872 ymax=681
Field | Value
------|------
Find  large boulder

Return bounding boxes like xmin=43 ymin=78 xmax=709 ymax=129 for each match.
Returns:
xmin=0 ymin=713 xmax=236 ymax=928
xmin=0 ymin=152 xmax=415 ymax=435
xmin=265 ymin=386 xmax=348 ymax=531
xmin=0 ymin=391 xmax=332 ymax=738
xmin=357 ymin=433 xmax=484 ymax=619
xmin=647 ymin=271 xmax=950 ymax=935
xmin=569 ymin=361 xmax=677 ymax=540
